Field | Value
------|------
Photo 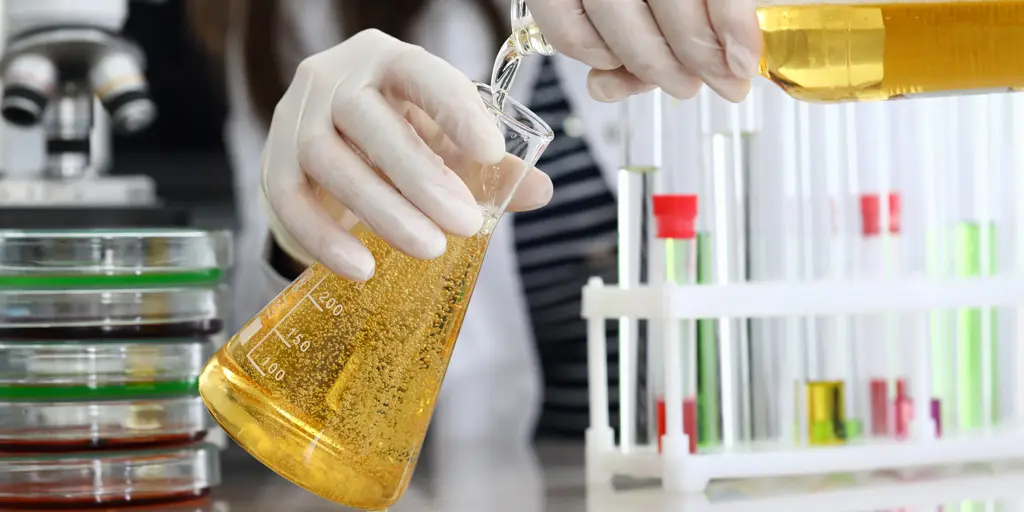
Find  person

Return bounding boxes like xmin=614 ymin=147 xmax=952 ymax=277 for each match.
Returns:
xmin=187 ymin=0 xmax=759 ymax=447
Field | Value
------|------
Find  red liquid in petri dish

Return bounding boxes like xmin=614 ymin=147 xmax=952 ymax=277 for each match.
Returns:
xmin=0 ymin=429 xmax=207 ymax=453
xmin=0 ymin=446 xmax=217 ymax=509
xmin=0 ymin=496 xmax=215 ymax=511
xmin=0 ymin=483 xmax=210 ymax=509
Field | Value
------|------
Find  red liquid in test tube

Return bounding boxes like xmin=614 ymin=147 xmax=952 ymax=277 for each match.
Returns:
xmin=890 ymin=380 xmax=943 ymax=439
xmin=895 ymin=379 xmax=910 ymax=438
xmin=870 ymin=380 xmax=889 ymax=436
xmin=656 ymin=398 xmax=698 ymax=454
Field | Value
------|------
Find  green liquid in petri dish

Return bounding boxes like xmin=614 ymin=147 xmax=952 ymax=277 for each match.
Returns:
xmin=0 ymin=380 xmax=199 ymax=401
xmin=0 ymin=269 xmax=224 ymax=289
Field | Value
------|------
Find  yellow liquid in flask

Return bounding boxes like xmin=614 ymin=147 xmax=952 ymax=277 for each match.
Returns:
xmin=199 ymin=228 xmax=488 ymax=510
xmin=758 ymin=1 xmax=1024 ymax=102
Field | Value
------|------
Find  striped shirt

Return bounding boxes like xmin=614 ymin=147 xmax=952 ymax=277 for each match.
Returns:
xmin=515 ymin=58 xmax=646 ymax=439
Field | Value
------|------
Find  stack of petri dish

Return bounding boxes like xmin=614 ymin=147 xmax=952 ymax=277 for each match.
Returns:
xmin=0 ymin=229 xmax=232 ymax=508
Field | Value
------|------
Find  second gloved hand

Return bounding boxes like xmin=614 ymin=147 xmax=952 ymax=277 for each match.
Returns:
xmin=261 ymin=29 xmax=554 ymax=281
xmin=527 ymin=0 xmax=763 ymax=103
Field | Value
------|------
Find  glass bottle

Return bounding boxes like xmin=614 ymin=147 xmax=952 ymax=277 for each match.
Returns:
xmin=507 ymin=0 xmax=1024 ymax=103
xmin=758 ymin=0 xmax=1024 ymax=102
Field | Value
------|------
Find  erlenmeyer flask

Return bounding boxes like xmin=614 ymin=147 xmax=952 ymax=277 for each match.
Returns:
xmin=198 ymin=84 xmax=553 ymax=511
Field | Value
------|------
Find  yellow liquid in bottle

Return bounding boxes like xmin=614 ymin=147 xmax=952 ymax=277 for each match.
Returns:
xmin=758 ymin=1 xmax=1024 ymax=102
xmin=199 ymin=228 xmax=489 ymax=510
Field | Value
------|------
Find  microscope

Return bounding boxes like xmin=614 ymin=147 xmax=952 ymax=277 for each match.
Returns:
xmin=0 ymin=0 xmax=175 ymax=228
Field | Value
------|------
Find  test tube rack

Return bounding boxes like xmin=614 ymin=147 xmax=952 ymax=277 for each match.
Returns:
xmin=589 ymin=87 xmax=1024 ymax=493
xmin=585 ymin=462 xmax=1024 ymax=512
xmin=582 ymin=276 xmax=1024 ymax=492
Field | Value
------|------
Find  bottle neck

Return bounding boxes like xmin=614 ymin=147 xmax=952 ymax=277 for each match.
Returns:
xmin=510 ymin=1 xmax=554 ymax=57
xmin=510 ymin=21 xmax=554 ymax=57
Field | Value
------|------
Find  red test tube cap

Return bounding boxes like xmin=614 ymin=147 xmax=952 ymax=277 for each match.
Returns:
xmin=652 ymin=194 xmax=698 ymax=240
xmin=859 ymin=193 xmax=902 ymax=236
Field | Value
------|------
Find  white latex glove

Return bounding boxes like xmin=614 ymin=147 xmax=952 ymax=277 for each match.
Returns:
xmin=528 ymin=0 xmax=763 ymax=103
xmin=262 ymin=29 xmax=554 ymax=280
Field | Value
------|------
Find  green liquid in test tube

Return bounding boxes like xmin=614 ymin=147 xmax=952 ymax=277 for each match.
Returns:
xmin=953 ymin=222 xmax=998 ymax=429
xmin=696 ymin=232 xmax=720 ymax=447
xmin=653 ymin=194 xmax=700 ymax=454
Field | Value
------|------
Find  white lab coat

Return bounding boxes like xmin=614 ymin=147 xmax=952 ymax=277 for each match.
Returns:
xmin=223 ymin=0 xmax=625 ymax=448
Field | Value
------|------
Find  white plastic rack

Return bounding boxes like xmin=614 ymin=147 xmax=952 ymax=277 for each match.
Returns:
xmin=582 ymin=277 xmax=1024 ymax=492
xmin=589 ymin=85 xmax=1024 ymax=493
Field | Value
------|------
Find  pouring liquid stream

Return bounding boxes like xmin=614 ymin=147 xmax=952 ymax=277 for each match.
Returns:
xmin=490 ymin=39 xmax=521 ymax=109
xmin=490 ymin=11 xmax=553 ymax=109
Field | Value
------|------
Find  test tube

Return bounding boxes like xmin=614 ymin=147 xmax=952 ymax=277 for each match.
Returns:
xmin=859 ymin=193 xmax=903 ymax=436
xmin=793 ymin=100 xmax=827 ymax=446
xmin=901 ymin=96 xmax=942 ymax=442
xmin=952 ymin=220 xmax=998 ymax=429
xmin=652 ymin=94 xmax=703 ymax=448
xmin=750 ymin=85 xmax=803 ymax=445
xmin=924 ymin=97 xmax=957 ymax=436
xmin=618 ymin=91 xmax=660 ymax=450
xmin=989 ymin=94 xmax=1015 ymax=433
xmin=664 ymin=94 xmax=722 ymax=448
xmin=954 ymin=94 xmax=999 ymax=432
xmin=807 ymin=104 xmax=861 ymax=440
xmin=1010 ymin=94 xmax=1024 ymax=429
xmin=653 ymin=194 xmax=699 ymax=454
xmin=807 ymin=107 xmax=858 ymax=444
xmin=696 ymin=231 xmax=720 ymax=447
xmin=700 ymin=87 xmax=758 ymax=448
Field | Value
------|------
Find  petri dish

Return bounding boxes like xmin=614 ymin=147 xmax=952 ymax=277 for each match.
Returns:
xmin=0 ymin=442 xmax=221 ymax=507
xmin=1 ymin=497 xmax=224 ymax=512
xmin=0 ymin=287 xmax=225 ymax=340
xmin=0 ymin=396 xmax=210 ymax=452
xmin=0 ymin=229 xmax=233 ymax=289
xmin=0 ymin=340 xmax=211 ymax=401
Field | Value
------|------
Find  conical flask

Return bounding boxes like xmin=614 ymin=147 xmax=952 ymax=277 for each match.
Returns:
xmin=198 ymin=83 xmax=553 ymax=511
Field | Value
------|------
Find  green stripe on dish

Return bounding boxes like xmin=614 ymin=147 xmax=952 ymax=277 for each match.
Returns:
xmin=0 ymin=379 xmax=199 ymax=401
xmin=0 ymin=269 xmax=223 ymax=289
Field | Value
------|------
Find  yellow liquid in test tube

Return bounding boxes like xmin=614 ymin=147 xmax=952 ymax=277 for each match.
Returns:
xmin=759 ymin=1 xmax=1024 ymax=102
xmin=807 ymin=380 xmax=847 ymax=445
xmin=199 ymin=228 xmax=488 ymax=510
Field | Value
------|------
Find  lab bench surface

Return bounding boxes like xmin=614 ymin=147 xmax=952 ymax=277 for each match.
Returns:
xmin=209 ymin=440 xmax=1024 ymax=511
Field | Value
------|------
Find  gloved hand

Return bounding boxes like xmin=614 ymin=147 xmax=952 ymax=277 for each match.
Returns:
xmin=261 ymin=29 xmax=554 ymax=281
xmin=527 ymin=0 xmax=762 ymax=103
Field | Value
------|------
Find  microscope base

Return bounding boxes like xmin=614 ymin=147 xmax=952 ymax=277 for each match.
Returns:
xmin=0 ymin=175 xmax=156 ymax=206
xmin=0 ymin=206 xmax=189 ymax=229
